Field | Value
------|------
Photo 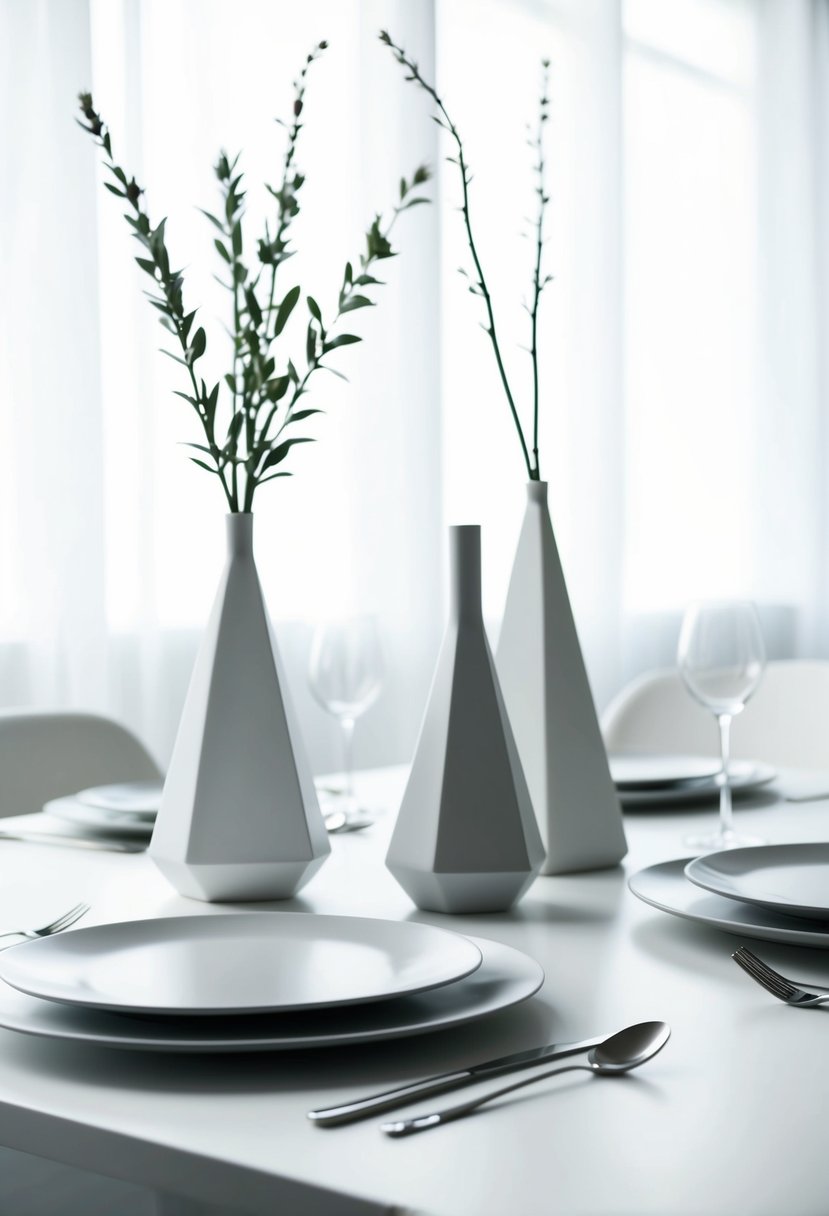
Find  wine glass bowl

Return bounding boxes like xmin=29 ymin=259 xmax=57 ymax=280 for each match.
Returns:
xmin=309 ymin=616 xmax=384 ymax=815
xmin=677 ymin=601 xmax=766 ymax=852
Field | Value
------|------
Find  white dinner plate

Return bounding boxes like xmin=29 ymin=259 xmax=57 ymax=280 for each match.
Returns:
xmin=618 ymin=761 xmax=776 ymax=808
xmin=75 ymin=781 xmax=163 ymax=815
xmin=0 ymin=936 xmax=543 ymax=1053
xmin=0 ymin=914 xmax=483 ymax=1016
xmin=610 ymin=754 xmax=722 ymax=790
xmin=685 ymin=844 xmax=829 ymax=921
xmin=44 ymin=797 xmax=154 ymax=838
xmin=628 ymin=858 xmax=829 ymax=947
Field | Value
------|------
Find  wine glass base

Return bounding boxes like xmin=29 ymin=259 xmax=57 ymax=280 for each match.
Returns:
xmin=682 ymin=829 xmax=766 ymax=854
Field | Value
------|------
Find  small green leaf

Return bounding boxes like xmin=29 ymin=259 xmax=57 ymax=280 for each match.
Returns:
xmin=274 ymin=285 xmax=300 ymax=336
xmin=261 ymin=436 xmax=314 ymax=471
xmin=190 ymin=458 xmax=216 ymax=473
xmin=245 ymin=288 xmax=262 ymax=327
xmin=263 ymin=376 xmax=290 ymax=402
xmin=198 ymin=208 xmax=225 ymax=233
xmin=214 ymin=239 xmax=230 ymax=263
xmin=188 ymin=327 xmax=207 ymax=361
xmin=324 ymin=333 xmax=361 ymax=351
xmin=307 ymin=296 xmax=322 ymax=323
xmin=287 ymin=408 xmax=322 ymax=423
xmin=339 ymin=295 xmax=374 ymax=313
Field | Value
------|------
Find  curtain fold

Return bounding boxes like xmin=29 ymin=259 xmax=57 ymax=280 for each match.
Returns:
xmin=2 ymin=0 xmax=829 ymax=772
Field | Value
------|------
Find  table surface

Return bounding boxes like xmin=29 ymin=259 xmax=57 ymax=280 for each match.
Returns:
xmin=1 ymin=767 xmax=829 ymax=1216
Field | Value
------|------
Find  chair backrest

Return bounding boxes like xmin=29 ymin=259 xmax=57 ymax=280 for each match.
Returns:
xmin=601 ymin=660 xmax=829 ymax=771
xmin=0 ymin=710 xmax=161 ymax=818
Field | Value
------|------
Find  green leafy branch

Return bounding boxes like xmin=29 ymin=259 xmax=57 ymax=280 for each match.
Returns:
xmin=77 ymin=42 xmax=430 ymax=512
xmin=380 ymin=30 xmax=550 ymax=482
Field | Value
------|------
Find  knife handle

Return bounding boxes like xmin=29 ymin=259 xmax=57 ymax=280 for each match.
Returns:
xmin=307 ymin=1070 xmax=475 ymax=1126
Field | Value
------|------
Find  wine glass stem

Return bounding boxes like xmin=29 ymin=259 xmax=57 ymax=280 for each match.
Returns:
xmin=340 ymin=715 xmax=356 ymax=807
xmin=717 ymin=713 xmax=733 ymax=839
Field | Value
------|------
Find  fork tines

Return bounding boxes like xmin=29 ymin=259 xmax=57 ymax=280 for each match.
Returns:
xmin=732 ymin=946 xmax=797 ymax=999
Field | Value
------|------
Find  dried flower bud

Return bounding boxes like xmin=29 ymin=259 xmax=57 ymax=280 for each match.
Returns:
xmin=294 ymin=99 xmax=303 ymax=117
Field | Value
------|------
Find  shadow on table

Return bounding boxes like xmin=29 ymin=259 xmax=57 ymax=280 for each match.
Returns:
xmin=400 ymin=865 xmax=628 ymax=931
xmin=5 ymin=995 xmax=561 ymax=1100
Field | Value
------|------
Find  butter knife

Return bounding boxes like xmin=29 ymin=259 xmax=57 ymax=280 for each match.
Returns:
xmin=0 ymin=830 xmax=144 ymax=854
xmin=307 ymin=1031 xmax=608 ymax=1126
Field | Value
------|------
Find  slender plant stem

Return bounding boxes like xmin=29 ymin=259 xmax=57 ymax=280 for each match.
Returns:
xmin=381 ymin=31 xmax=537 ymax=481
xmin=529 ymin=61 xmax=550 ymax=481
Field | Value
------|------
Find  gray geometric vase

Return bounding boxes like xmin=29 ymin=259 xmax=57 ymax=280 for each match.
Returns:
xmin=386 ymin=525 xmax=545 ymax=914
xmin=149 ymin=513 xmax=330 ymax=902
xmin=496 ymin=481 xmax=627 ymax=874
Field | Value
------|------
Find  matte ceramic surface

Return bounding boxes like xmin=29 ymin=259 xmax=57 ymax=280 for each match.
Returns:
xmin=496 ymin=482 xmax=627 ymax=874
xmin=387 ymin=526 xmax=545 ymax=913
xmin=76 ymin=780 xmax=163 ymax=814
xmin=45 ymin=797 xmax=155 ymax=838
xmin=685 ymin=844 xmax=829 ymax=920
xmin=618 ymin=761 xmax=776 ymax=807
xmin=149 ymin=515 xmax=330 ymax=901
xmin=629 ymin=858 xmax=829 ymax=947
xmin=0 ymin=936 xmax=542 ymax=1053
xmin=0 ymin=914 xmax=482 ymax=1016
xmin=610 ymin=754 xmax=722 ymax=789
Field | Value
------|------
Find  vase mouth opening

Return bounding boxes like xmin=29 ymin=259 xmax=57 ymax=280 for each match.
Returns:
xmin=527 ymin=480 xmax=549 ymax=501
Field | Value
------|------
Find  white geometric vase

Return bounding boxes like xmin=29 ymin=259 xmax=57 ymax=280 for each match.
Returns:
xmin=496 ymin=481 xmax=627 ymax=874
xmin=386 ymin=525 xmax=545 ymax=914
xmin=149 ymin=514 xmax=330 ymax=902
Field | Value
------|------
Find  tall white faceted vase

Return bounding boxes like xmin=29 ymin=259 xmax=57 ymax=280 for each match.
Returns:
xmin=149 ymin=514 xmax=330 ymax=902
xmin=496 ymin=481 xmax=627 ymax=874
xmin=386 ymin=525 xmax=545 ymax=914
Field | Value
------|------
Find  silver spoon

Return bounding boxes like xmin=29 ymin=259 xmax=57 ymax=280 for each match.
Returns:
xmin=381 ymin=1020 xmax=670 ymax=1137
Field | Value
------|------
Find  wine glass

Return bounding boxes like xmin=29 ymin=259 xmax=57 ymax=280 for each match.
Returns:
xmin=308 ymin=615 xmax=384 ymax=817
xmin=677 ymin=601 xmax=766 ymax=852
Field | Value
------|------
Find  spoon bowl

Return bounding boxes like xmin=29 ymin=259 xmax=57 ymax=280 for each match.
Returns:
xmin=587 ymin=1020 xmax=671 ymax=1075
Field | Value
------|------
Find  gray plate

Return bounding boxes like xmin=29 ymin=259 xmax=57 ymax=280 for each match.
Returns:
xmin=629 ymin=858 xmax=829 ymax=947
xmin=685 ymin=844 xmax=829 ymax=921
xmin=619 ymin=761 xmax=776 ymax=808
xmin=0 ymin=913 xmax=483 ymax=1016
xmin=0 ymin=936 xmax=543 ymax=1053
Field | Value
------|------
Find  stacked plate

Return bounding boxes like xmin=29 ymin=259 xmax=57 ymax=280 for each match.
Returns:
xmin=629 ymin=844 xmax=829 ymax=948
xmin=610 ymin=754 xmax=776 ymax=808
xmin=44 ymin=781 xmax=162 ymax=841
xmin=0 ymin=913 xmax=544 ymax=1052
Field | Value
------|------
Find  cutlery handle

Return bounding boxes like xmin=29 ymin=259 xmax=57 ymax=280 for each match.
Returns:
xmin=307 ymin=1036 xmax=605 ymax=1126
xmin=308 ymin=1070 xmax=475 ymax=1126
xmin=0 ymin=831 xmax=144 ymax=854
xmin=381 ymin=1063 xmax=589 ymax=1137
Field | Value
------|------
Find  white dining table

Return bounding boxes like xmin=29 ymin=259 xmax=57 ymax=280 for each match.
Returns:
xmin=0 ymin=766 xmax=828 ymax=1215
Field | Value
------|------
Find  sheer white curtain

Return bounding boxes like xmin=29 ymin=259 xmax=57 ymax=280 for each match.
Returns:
xmin=437 ymin=0 xmax=829 ymax=707
xmin=2 ymin=0 xmax=829 ymax=771
xmin=0 ymin=0 xmax=441 ymax=770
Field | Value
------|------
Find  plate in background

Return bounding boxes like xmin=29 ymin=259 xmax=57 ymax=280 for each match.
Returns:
xmin=610 ymin=754 xmax=721 ymax=790
xmin=44 ymin=797 xmax=154 ymax=838
xmin=618 ymin=761 xmax=776 ymax=808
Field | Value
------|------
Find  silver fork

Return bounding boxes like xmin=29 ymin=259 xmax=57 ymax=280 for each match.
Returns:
xmin=732 ymin=946 xmax=829 ymax=1006
xmin=0 ymin=902 xmax=90 ymax=947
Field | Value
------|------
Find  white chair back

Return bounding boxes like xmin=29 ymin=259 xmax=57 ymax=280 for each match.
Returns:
xmin=601 ymin=660 xmax=829 ymax=771
xmin=0 ymin=710 xmax=161 ymax=818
